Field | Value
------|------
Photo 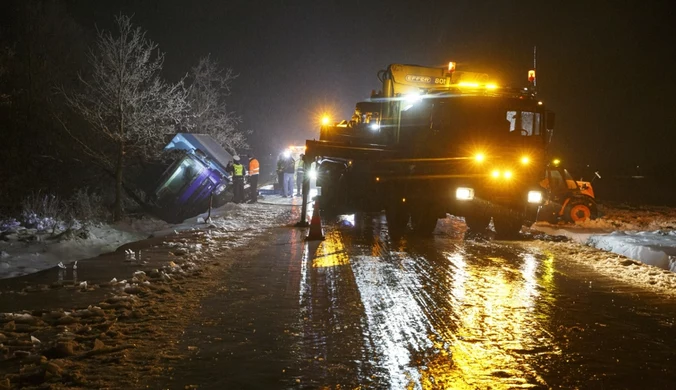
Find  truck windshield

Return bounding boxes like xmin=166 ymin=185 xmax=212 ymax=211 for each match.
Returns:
xmin=426 ymin=97 xmax=543 ymax=140
xmin=506 ymin=110 xmax=540 ymax=136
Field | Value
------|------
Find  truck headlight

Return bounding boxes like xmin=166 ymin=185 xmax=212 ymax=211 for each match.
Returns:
xmin=527 ymin=190 xmax=543 ymax=204
xmin=308 ymin=169 xmax=318 ymax=180
xmin=456 ymin=187 xmax=474 ymax=200
xmin=213 ymin=183 xmax=227 ymax=195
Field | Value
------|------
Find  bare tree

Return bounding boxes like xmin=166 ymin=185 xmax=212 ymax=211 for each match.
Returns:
xmin=61 ymin=15 xmax=187 ymax=221
xmin=184 ymin=55 xmax=249 ymax=153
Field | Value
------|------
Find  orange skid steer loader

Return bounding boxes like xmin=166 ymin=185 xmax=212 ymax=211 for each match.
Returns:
xmin=537 ymin=164 xmax=600 ymax=224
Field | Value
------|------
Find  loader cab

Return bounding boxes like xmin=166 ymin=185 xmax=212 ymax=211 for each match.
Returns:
xmin=542 ymin=166 xmax=580 ymax=202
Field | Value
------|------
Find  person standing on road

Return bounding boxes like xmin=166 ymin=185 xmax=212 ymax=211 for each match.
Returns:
xmin=225 ymin=160 xmax=234 ymax=176
xmin=295 ymin=154 xmax=305 ymax=197
xmin=247 ymin=154 xmax=260 ymax=203
xmin=276 ymin=154 xmax=285 ymax=195
xmin=232 ymin=155 xmax=246 ymax=203
xmin=283 ymin=155 xmax=295 ymax=197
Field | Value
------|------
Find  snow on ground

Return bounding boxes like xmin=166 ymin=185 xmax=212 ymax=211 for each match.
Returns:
xmin=587 ymin=231 xmax=676 ymax=272
xmin=531 ymin=203 xmax=676 ymax=272
xmin=0 ymin=224 xmax=151 ymax=279
xmin=524 ymin=240 xmax=676 ymax=297
xmin=3 ymin=195 xmax=676 ymax=295
xmin=432 ymin=202 xmax=676 ymax=295
xmin=0 ymin=197 xmax=298 ymax=280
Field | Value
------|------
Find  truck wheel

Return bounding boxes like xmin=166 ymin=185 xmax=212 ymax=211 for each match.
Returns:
xmin=410 ymin=209 xmax=439 ymax=236
xmin=492 ymin=216 xmax=523 ymax=239
xmin=565 ymin=198 xmax=598 ymax=223
xmin=536 ymin=204 xmax=559 ymax=224
xmin=386 ymin=202 xmax=409 ymax=232
xmin=464 ymin=213 xmax=491 ymax=231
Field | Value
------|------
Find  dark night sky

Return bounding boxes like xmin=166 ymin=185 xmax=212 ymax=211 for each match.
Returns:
xmin=65 ymin=0 xmax=676 ymax=169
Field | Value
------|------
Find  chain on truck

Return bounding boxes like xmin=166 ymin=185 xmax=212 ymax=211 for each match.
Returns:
xmin=298 ymin=61 xmax=556 ymax=237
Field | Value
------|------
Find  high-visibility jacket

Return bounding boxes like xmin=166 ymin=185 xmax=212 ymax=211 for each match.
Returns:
xmin=295 ymin=159 xmax=304 ymax=175
xmin=249 ymin=158 xmax=260 ymax=175
xmin=233 ymin=162 xmax=245 ymax=177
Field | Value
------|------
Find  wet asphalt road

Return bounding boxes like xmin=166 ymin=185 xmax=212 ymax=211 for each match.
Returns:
xmin=159 ymin=213 xmax=676 ymax=390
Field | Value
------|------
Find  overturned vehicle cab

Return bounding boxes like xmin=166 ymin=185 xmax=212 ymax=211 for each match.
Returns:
xmin=152 ymin=133 xmax=234 ymax=223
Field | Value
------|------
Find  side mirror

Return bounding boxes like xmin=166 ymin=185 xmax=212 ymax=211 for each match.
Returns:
xmin=546 ymin=111 xmax=556 ymax=130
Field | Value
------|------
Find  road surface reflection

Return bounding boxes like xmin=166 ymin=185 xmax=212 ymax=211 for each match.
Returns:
xmin=301 ymin=215 xmax=561 ymax=389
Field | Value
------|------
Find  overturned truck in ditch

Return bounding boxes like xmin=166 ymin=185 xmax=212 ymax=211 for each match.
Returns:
xmin=152 ymin=133 xmax=235 ymax=223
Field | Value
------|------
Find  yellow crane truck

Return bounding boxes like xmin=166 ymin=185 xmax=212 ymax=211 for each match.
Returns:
xmin=298 ymin=62 xmax=556 ymax=237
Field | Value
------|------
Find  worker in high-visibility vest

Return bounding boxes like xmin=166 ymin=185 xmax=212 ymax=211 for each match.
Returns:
xmin=247 ymin=154 xmax=260 ymax=203
xmin=232 ymin=155 xmax=247 ymax=204
xmin=295 ymin=154 xmax=305 ymax=197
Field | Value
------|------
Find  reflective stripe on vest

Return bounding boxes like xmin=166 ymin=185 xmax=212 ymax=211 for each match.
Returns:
xmin=233 ymin=163 xmax=244 ymax=176
xmin=249 ymin=159 xmax=260 ymax=175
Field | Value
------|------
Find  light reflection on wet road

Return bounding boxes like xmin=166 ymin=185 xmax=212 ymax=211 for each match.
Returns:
xmin=310 ymin=217 xmax=558 ymax=389
xmin=166 ymin=213 xmax=676 ymax=389
xmin=296 ymin=214 xmax=676 ymax=389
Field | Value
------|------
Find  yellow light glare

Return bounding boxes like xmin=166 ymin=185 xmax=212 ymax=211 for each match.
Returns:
xmin=486 ymin=83 xmax=498 ymax=90
xmin=552 ymin=159 xmax=561 ymax=166
xmin=520 ymin=156 xmax=530 ymax=165
xmin=503 ymin=170 xmax=513 ymax=179
xmin=402 ymin=198 xmax=406 ymax=203
xmin=458 ymin=81 xmax=480 ymax=88
xmin=321 ymin=116 xmax=331 ymax=125
xmin=375 ymin=177 xmax=380 ymax=182
xmin=474 ymin=153 xmax=485 ymax=163
xmin=491 ymin=170 xmax=500 ymax=178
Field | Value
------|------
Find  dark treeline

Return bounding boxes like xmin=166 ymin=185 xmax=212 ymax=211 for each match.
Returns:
xmin=0 ymin=0 xmax=95 ymax=214
xmin=568 ymin=163 xmax=676 ymax=207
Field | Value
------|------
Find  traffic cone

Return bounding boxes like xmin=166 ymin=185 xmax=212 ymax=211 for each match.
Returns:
xmin=306 ymin=198 xmax=325 ymax=241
